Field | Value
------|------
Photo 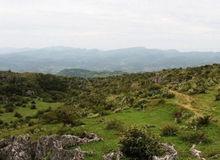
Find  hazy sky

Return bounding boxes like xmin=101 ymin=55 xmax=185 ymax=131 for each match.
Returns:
xmin=0 ymin=0 xmax=220 ymax=51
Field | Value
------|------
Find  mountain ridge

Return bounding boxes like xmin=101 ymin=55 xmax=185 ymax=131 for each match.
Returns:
xmin=0 ymin=46 xmax=220 ymax=73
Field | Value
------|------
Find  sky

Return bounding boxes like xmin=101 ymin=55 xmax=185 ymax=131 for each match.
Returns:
xmin=0 ymin=0 xmax=220 ymax=51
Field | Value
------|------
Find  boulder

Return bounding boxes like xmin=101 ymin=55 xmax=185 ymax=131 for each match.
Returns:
xmin=103 ymin=151 xmax=123 ymax=160
xmin=190 ymin=144 xmax=206 ymax=160
xmin=153 ymin=143 xmax=178 ymax=160
xmin=0 ymin=133 xmax=101 ymax=160
xmin=0 ymin=135 xmax=32 ymax=160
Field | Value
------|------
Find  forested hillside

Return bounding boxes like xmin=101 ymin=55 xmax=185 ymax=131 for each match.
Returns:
xmin=0 ymin=64 xmax=220 ymax=159
xmin=58 ymin=68 xmax=124 ymax=78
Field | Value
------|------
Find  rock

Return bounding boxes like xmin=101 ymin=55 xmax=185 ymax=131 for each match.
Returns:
xmin=103 ymin=151 xmax=123 ymax=160
xmin=34 ymin=135 xmax=63 ymax=159
xmin=0 ymin=135 xmax=32 ymax=160
xmin=0 ymin=133 xmax=102 ymax=160
xmin=82 ymin=132 xmax=103 ymax=143
xmin=50 ymin=147 xmax=86 ymax=160
xmin=190 ymin=144 xmax=206 ymax=160
xmin=210 ymin=154 xmax=220 ymax=159
xmin=153 ymin=143 xmax=178 ymax=160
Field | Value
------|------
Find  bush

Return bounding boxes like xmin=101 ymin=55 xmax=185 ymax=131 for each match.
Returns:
xmin=28 ymin=120 xmax=36 ymax=126
xmin=14 ymin=112 xmax=22 ymax=118
xmin=120 ymin=127 xmax=162 ymax=159
xmin=162 ymin=91 xmax=175 ymax=99
xmin=161 ymin=124 xmax=178 ymax=136
xmin=0 ymin=108 xmax=4 ymax=114
xmin=25 ymin=116 xmax=33 ymax=121
xmin=173 ymin=111 xmax=183 ymax=123
xmin=5 ymin=107 xmax=14 ymax=112
xmin=105 ymin=119 xmax=124 ymax=131
xmin=31 ymin=101 xmax=37 ymax=109
xmin=41 ymin=111 xmax=58 ymax=123
xmin=41 ymin=106 xmax=84 ymax=127
xmin=56 ymin=109 xmax=84 ymax=126
xmin=57 ymin=127 xmax=73 ymax=135
xmin=4 ymin=103 xmax=15 ymax=112
xmin=195 ymin=115 xmax=212 ymax=127
xmin=215 ymin=94 xmax=220 ymax=101
xmin=180 ymin=130 xmax=210 ymax=144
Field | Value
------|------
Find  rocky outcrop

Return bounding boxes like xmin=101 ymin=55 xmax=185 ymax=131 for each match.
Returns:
xmin=0 ymin=133 xmax=102 ymax=160
xmin=103 ymin=143 xmax=178 ymax=160
xmin=0 ymin=136 xmax=32 ymax=160
xmin=152 ymin=143 xmax=178 ymax=160
xmin=190 ymin=144 xmax=206 ymax=160
xmin=103 ymin=151 xmax=123 ymax=160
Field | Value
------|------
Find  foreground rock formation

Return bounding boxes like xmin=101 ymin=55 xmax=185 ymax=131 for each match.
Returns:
xmin=153 ymin=143 xmax=178 ymax=160
xmin=103 ymin=143 xmax=178 ymax=160
xmin=103 ymin=150 xmax=123 ymax=160
xmin=190 ymin=144 xmax=206 ymax=160
xmin=0 ymin=133 xmax=102 ymax=160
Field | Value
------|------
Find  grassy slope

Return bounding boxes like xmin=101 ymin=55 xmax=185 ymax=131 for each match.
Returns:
xmin=80 ymin=104 xmax=187 ymax=160
xmin=192 ymin=87 xmax=220 ymax=158
xmin=0 ymin=100 xmax=61 ymax=123
xmin=0 ymin=88 xmax=220 ymax=159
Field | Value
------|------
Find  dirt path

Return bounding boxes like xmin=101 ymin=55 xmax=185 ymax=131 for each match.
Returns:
xmin=169 ymin=90 xmax=202 ymax=116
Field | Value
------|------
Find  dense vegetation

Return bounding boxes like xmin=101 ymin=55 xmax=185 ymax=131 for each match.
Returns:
xmin=58 ymin=68 xmax=125 ymax=78
xmin=1 ymin=64 xmax=220 ymax=159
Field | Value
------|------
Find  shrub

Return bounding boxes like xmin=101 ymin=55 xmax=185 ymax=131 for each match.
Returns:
xmin=0 ymin=108 xmax=4 ymax=114
xmin=180 ymin=130 xmax=210 ymax=144
xmin=105 ymin=119 xmax=124 ymax=131
xmin=162 ymin=91 xmax=175 ymax=99
xmin=173 ymin=111 xmax=183 ymax=123
xmin=161 ymin=124 xmax=178 ymax=136
xmin=4 ymin=103 xmax=15 ymax=112
xmin=14 ymin=112 xmax=22 ymax=118
xmin=28 ymin=120 xmax=36 ymax=126
xmin=41 ymin=106 xmax=84 ymax=127
xmin=56 ymin=109 xmax=84 ymax=126
xmin=195 ymin=115 xmax=212 ymax=127
xmin=25 ymin=116 xmax=33 ymax=121
xmin=0 ymin=119 xmax=3 ymax=125
xmin=41 ymin=111 xmax=58 ymax=123
xmin=120 ymin=127 xmax=162 ymax=160
xmin=215 ymin=94 xmax=220 ymax=101
xmin=5 ymin=107 xmax=14 ymax=113
xmin=57 ymin=127 xmax=72 ymax=135
xmin=3 ymin=122 xmax=9 ymax=127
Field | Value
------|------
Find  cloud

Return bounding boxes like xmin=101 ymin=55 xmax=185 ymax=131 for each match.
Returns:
xmin=0 ymin=0 xmax=219 ymax=51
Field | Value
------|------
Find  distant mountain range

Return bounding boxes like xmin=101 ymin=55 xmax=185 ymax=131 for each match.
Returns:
xmin=0 ymin=46 xmax=220 ymax=73
xmin=58 ymin=68 xmax=125 ymax=78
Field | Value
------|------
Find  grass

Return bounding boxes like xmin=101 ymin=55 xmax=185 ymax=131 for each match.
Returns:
xmin=79 ymin=104 xmax=176 ymax=159
xmin=0 ymin=100 xmax=62 ymax=123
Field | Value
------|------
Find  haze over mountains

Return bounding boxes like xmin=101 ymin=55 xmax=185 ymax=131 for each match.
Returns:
xmin=0 ymin=46 xmax=220 ymax=73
